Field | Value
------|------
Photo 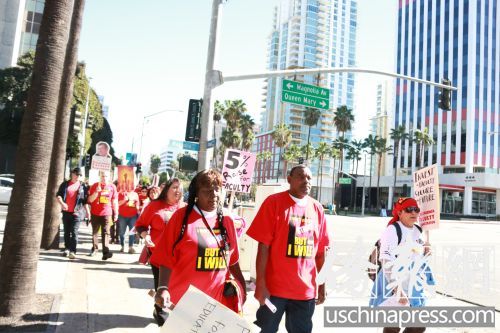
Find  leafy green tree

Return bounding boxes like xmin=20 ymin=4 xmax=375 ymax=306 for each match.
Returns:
xmin=272 ymin=123 xmax=292 ymax=181
xmin=0 ymin=52 xmax=34 ymax=145
xmin=240 ymin=114 xmax=255 ymax=151
xmin=333 ymin=105 xmax=354 ymax=205
xmin=159 ymin=171 xmax=169 ymax=184
xmin=304 ymin=107 xmax=321 ymax=160
xmin=150 ymin=154 xmax=161 ymax=174
xmin=329 ymin=146 xmax=340 ymax=208
xmin=282 ymin=144 xmax=301 ymax=173
xmin=220 ymin=127 xmax=242 ymax=149
xmin=213 ymin=100 xmax=224 ymax=168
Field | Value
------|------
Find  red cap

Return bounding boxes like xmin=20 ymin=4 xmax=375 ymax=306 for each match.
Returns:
xmin=388 ymin=197 xmax=419 ymax=225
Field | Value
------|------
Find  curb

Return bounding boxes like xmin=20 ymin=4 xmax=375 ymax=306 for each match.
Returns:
xmin=45 ymin=294 xmax=61 ymax=333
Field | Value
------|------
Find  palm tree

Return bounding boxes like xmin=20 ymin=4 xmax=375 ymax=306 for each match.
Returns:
xmin=301 ymin=143 xmax=315 ymax=164
xmin=389 ymin=124 xmax=409 ymax=199
xmin=329 ymin=145 xmax=340 ymax=209
xmin=375 ymin=138 xmax=393 ymax=210
xmin=0 ymin=0 xmax=74 ymax=316
xmin=282 ymin=144 xmax=301 ymax=173
xmin=257 ymin=150 xmax=272 ymax=183
xmin=240 ymin=114 xmax=255 ymax=151
xmin=315 ymin=142 xmax=330 ymax=202
xmin=333 ymin=105 xmax=355 ymax=205
xmin=304 ymin=107 xmax=321 ymax=160
xmin=213 ymin=100 xmax=224 ymax=168
xmin=41 ymin=0 xmax=86 ymax=250
xmin=272 ymin=123 xmax=292 ymax=182
xmin=220 ymin=127 xmax=242 ymax=149
xmin=346 ymin=139 xmax=363 ymax=210
xmin=412 ymin=128 xmax=435 ymax=169
xmin=363 ymin=134 xmax=379 ymax=210
xmin=223 ymin=99 xmax=246 ymax=129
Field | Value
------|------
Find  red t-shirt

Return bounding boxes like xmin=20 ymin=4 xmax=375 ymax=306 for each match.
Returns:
xmin=65 ymin=181 xmax=80 ymax=213
xmin=135 ymin=200 xmax=183 ymax=246
xmin=118 ymin=192 xmax=139 ymax=218
xmin=246 ymin=191 xmax=330 ymax=300
xmin=88 ymin=182 xmax=117 ymax=216
xmin=150 ymin=207 xmax=239 ymax=305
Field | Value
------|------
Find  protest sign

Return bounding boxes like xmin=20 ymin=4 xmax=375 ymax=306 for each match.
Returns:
xmin=117 ymin=165 xmax=135 ymax=192
xmin=91 ymin=141 xmax=112 ymax=171
xmin=221 ymin=149 xmax=256 ymax=193
xmin=413 ymin=164 xmax=440 ymax=230
xmin=161 ymin=285 xmax=257 ymax=333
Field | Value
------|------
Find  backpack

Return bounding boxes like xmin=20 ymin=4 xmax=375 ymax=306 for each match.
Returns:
xmin=367 ymin=223 xmax=422 ymax=281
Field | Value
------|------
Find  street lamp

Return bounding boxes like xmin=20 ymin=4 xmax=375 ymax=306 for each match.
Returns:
xmin=138 ymin=109 xmax=184 ymax=163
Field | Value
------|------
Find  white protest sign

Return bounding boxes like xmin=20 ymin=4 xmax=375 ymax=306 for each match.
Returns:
xmin=413 ymin=164 xmax=440 ymax=230
xmin=91 ymin=155 xmax=112 ymax=171
xmin=161 ymin=285 xmax=257 ymax=333
xmin=221 ymin=149 xmax=256 ymax=193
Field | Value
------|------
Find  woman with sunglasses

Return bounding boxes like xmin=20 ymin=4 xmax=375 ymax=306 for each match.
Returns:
xmin=370 ymin=197 xmax=434 ymax=333
xmin=135 ymin=178 xmax=185 ymax=326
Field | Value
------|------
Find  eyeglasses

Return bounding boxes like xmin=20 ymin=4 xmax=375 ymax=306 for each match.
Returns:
xmin=404 ymin=207 xmax=420 ymax=213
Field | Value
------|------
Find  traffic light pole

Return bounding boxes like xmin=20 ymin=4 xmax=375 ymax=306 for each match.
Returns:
xmin=198 ymin=0 xmax=224 ymax=171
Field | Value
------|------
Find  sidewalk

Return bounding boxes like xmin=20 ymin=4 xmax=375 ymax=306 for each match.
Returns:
xmin=37 ymin=224 xmax=497 ymax=333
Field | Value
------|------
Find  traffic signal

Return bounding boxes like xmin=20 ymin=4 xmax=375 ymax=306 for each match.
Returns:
xmin=185 ymin=99 xmax=202 ymax=142
xmin=136 ymin=162 xmax=142 ymax=175
xmin=438 ymin=78 xmax=452 ymax=111
xmin=85 ymin=154 xmax=91 ymax=168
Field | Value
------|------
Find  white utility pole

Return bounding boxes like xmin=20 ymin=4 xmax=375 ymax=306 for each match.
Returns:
xmin=198 ymin=0 xmax=225 ymax=171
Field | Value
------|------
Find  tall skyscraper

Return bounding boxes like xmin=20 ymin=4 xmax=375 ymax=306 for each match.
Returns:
xmin=0 ymin=0 xmax=45 ymax=69
xmin=393 ymin=0 xmax=499 ymax=216
xmin=256 ymin=0 xmax=358 ymax=184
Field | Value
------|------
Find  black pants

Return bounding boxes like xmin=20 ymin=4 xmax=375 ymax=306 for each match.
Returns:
xmin=151 ymin=264 xmax=168 ymax=325
xmin=255 ymin=295 xmax=316 ymax=333
xmin=62 ymin=212 xmax=81 ymax=253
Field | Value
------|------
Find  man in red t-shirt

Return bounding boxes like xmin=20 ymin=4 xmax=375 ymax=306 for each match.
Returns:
xmin=246 ymin=165 xmax=330 ymax=333
xmin=56 ymin=167 xmax=89 ymax=259
xmin=88 ymin=170 xmax=118 ymax=260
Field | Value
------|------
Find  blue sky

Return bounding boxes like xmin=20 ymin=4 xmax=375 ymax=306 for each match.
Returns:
xmin=78 ymin=0 xmax=397 ymax=161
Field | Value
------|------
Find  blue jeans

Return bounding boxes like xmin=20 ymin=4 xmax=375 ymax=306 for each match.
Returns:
xmin=255 ymin=295 xmax=316 ymax=333
xmin=62 ymin=212 xmax=81 ymax=253
xmin=118 ymin=215 xmax=137 ymax=247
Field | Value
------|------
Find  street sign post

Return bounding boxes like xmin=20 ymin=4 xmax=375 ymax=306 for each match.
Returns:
xmin=281 ymin=79 xmax=329 ymax=110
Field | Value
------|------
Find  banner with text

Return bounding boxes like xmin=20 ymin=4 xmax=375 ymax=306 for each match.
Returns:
xmin=221 ymin=149 xmax=256 ymax=193
xmin=413 ymin=164 xmax=440 ymax=230
xmin=161 ymin=285 xmax=257 ymax=333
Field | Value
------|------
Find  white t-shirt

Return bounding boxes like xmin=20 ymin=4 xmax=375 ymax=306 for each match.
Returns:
xmin=379 ymin=221 xmax=423 ymax=261
xmin=288 ymin=193 xmax=308 ymax=207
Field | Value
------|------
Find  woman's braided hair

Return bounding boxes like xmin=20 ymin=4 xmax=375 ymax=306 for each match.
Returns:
xmin=172 ymin=169 xmax=229 ymax=255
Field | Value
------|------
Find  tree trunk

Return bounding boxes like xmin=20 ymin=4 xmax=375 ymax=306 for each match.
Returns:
xmin=368 ymin=154 xmax=373 ymax=210
xmin=42 ymin=0 xmax=86 ymax=250
xmin=353 ymin=158 xmax=359 ymax=213
xmin=0 ymin=0 xmax=74 ymax=317
xmin=316 ymin=158 xmax=321 ymax=201
xmin=276 ymin=147 xmax=282 ymax=182
xmin=306 ymin=126 xmax=311 ymax=160
xmin=331 ymin=158 xmax=336 ymax=206
xmin=319 ymin=158 xmax=323 ymax=202
xmin=376 ymin=153 xmax=383 ymax=210
xmin=393 ymin=141 xmax=399 ymax=202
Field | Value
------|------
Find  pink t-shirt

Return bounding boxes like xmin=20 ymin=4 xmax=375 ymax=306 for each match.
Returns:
xmin=150 ymin=206 xmax=239 ymax=305
xmin=246 ymin=191 xmax=330 ymax=300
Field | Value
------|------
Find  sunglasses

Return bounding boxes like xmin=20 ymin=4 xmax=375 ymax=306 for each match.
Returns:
xmin=404 ymin=207 xmax=420 ymax=213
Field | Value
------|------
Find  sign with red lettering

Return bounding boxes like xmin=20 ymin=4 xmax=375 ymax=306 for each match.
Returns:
xmin=413 ymin=164 xmax=440 ymax=230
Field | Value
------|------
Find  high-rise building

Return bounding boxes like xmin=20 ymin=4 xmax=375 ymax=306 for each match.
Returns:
xmin=369 ymin=81 xmax=392 ymax=177
xmin=392 ymin=0 xmax=499 ymax=216
xmin=0 ymin=0 xmax=44 ymax=69
xmin=255 ymin=0 xmax=358 ymax=183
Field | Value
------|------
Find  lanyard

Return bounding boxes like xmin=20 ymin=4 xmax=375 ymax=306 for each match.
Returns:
xmin=196 ymin=205 xmax=229 ymax=267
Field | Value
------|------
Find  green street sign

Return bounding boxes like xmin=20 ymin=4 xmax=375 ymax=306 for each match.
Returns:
xmin=281 ymin=79 xmax=329 ymax=110
xmin=339 ymin=177 xmax=352 ymax=185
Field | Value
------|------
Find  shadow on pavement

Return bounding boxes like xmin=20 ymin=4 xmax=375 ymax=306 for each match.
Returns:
xmin=38 ymin=251 xmax=131 ymax=265
xmin=0 ymin=312 xmax=154 ymax=333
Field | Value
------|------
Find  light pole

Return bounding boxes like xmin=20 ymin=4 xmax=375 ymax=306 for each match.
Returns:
xmin=79 ymin=77 xmax=92 ymax=167
xmin=138 ymin=109 xmax=184 ymax=163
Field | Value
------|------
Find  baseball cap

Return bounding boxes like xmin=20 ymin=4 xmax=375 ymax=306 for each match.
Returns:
xmin=71 ymin=167 xmax=82 ymax=176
